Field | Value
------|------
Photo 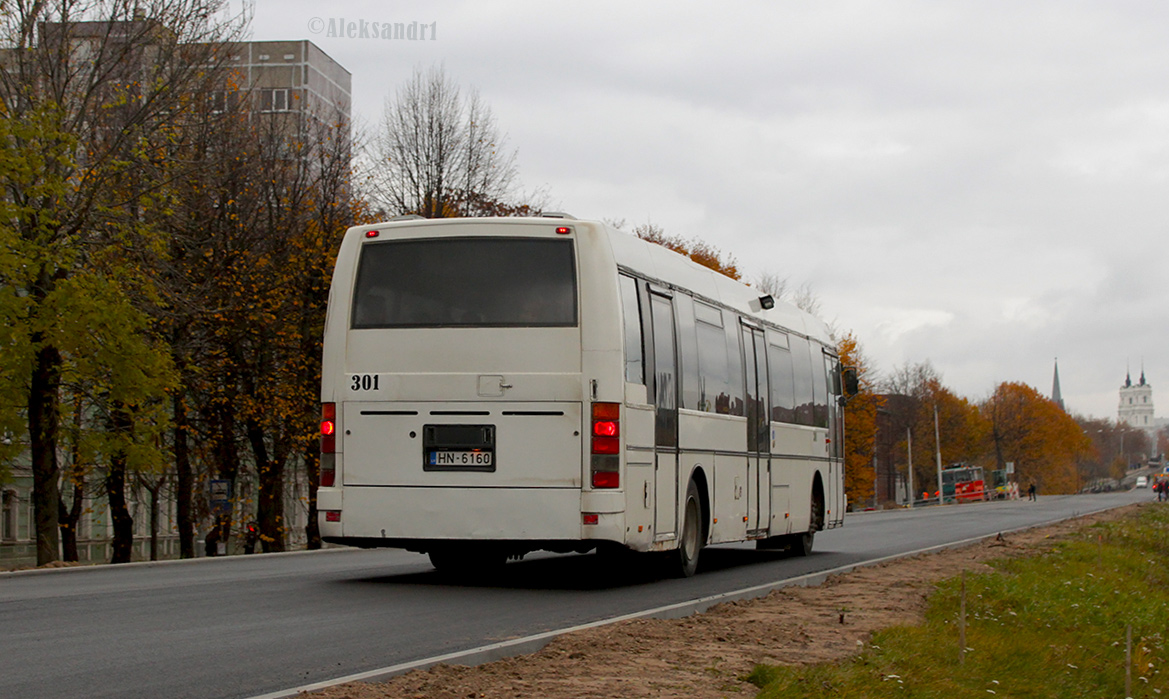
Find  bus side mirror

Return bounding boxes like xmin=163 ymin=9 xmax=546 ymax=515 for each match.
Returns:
xmin=842 ymin=367 xmax=859 ymax=400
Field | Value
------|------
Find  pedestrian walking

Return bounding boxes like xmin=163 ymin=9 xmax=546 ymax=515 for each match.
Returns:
xmin=1027 ymin=483 xmax=1037 ymax=501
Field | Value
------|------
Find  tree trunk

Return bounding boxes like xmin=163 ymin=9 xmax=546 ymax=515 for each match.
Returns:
xmin=59 ymin=398 xmax=86 ymax=562
xmin=174 ymin=393 xmax=195 ymax=558
xmin=147 ymin=476 xmax=163 ymax=561
xmin=210 ymin=400 xmax=240 ymax=551
xmin=29 ymin=342 xmax=62 ymax=566
xmin=106 ymin=407 xmax=135 ymax=564
xmin=58 ymin=478 xmax=84 ymax=562
xmin=248 ymin=418 xmax=285 ymax=553
xmin=304 ymin=440 xmax=321 ymax=550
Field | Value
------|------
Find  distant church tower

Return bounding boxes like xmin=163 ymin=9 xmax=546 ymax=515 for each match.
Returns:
xmin=1051 ymin=359 xmax=1064 ymax=411
xmin=1118 ymin=366 xmax=1154 ymax=428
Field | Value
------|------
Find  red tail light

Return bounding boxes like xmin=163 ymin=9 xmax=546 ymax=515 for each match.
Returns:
xmin=590 ymin=402 xmax=620 ymax=489
xmin=591 ymin=471 xmax=620 ymax=489
xmin=320 ymin=403 xmax=336 ymax=453
xmin=320 ymin=403 xmax=337 ymax=488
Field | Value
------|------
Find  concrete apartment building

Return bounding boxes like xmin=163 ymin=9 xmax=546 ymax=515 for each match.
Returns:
xmin=1 ymin=25 xmax=351 ymax=568
xmin=234 ymin=40 xmax=351 ymax=122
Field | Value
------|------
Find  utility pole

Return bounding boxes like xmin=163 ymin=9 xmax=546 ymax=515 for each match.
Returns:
xmin=907 ymin=428 xmax=914 ymax=508
xmin=872 ymin=451 xmax=878 ymax=509
xmin=934 ymin=405 xmax=944 ymax=505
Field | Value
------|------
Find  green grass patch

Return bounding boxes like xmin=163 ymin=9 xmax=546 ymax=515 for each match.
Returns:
xmin=749 ymin=505 xmax=1169 ymax=698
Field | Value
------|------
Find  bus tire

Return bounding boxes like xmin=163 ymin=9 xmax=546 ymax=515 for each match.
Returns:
xmin=669 ymin=479 xmax=704 ymax=578
xmin=789 ymin=487 xmax=824 ymax=557
xmin=788 ymin=530 xmax=814 ymax=557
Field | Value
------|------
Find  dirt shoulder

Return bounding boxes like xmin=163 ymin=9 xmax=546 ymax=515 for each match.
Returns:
xmin=312 ymin=505 xmax=1138 ymax=699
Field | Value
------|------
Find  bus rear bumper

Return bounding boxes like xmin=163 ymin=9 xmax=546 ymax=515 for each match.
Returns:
xmin=319 ymin=485 xmax=590 ymax=543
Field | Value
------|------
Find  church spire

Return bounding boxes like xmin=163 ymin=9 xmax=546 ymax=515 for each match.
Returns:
xmin=1051 ymin=359 xmax=1064 ymax=411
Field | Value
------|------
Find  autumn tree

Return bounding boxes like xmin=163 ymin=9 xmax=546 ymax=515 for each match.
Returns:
xmin=981 ymin=382 xmax=1093 ymax=494
xmin=881 ymin=361 xmax=990 ymax=501
xmin=836 ymin=331 xmax=883 ymax=509
xmin=631 ymin=222 xmax=742 ymax=280
xmin=154 ymin=73 xmax=367 ymax=555
xmin=369 ymin=65 xmax=539 ymax=218
xmin=0 ymin=1 xmax=247 ymax=564
xmin=1077 ymin=417 xmax=1113 ymax=483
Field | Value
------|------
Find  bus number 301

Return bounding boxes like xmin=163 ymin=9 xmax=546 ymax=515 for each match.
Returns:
xmin=350 ymin=374 xmax=380 ymax=391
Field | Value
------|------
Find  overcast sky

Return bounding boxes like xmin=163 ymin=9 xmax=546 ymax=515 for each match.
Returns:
xmin=245 ymin=0 xmax=1168 ymax=421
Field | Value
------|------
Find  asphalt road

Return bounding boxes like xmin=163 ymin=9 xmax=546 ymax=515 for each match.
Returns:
xmin=0 ymin=490 xmax=1148 ymax=698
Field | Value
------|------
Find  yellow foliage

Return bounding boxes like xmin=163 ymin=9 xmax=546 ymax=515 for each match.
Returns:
xmin=982 ymin=382 xmax=1092 ymax=494
xmin=837 ymin=332 xmax=883 ymax=508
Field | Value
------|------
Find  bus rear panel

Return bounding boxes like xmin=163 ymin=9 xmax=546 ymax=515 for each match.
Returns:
xmin=318 ymin=219 xmax=621 ymax=557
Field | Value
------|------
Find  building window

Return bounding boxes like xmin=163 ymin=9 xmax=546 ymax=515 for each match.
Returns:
xmin=2 ymin=490 xmax=17 ymax=541
xmin=209 ymin=90 xmax=240 ymax=113
xmin=260 ymin=88 xmax=289 ymax=112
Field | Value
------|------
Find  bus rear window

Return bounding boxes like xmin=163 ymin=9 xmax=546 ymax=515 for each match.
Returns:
xmin=351 ymin=237 xmax=578 ymax=328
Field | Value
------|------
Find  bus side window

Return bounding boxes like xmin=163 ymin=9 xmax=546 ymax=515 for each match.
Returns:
xmin=675 ymin=294 xmax=701 ymax=411
xmin=619 ymin=274 xmax=645 ymax=384
xmin=768 ymin=340 xmax=796 ymax=424
xmin=723 ymin=309 xmax=745 ymax=417
xmin=811 ymin=344 xmax=830 ymax=428
xmin=790 ymin=335 xmax=815 ymax=426
xmin=694 ymin=300 xmax=728 ymax=414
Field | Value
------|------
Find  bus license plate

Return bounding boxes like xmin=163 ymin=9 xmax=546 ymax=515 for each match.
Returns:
xmin=428 ymin=451 xmax=493 ymax=467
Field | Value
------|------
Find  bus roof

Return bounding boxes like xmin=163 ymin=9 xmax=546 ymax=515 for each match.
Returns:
xmin=348 ymin=216 xmax=835 ymax=349
xmin=601 ymin=222 xmax=832 ymax=348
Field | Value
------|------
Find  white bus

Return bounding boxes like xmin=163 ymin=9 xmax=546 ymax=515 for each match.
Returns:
xmin=317 ymin=215 xmax=851 ymax=576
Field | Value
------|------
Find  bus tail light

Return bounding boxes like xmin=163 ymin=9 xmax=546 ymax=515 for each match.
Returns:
xmin=590 ymin=402 xmax=620 ymax=489
xmin=321 ymin=403 xmax=336 ymax=453
xmin=320 ymin=403 xmax=336 ymax=487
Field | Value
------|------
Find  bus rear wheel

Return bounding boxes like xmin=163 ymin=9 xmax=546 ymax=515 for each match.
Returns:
xmin=787 ymin=530 xmax=814 ymax=557
xmin=789 ymin=488 xmax=824 ymax=557
xmin=669 ymin=480 xmax=704 ymax=578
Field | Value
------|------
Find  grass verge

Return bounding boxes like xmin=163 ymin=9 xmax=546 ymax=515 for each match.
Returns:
xmin=748 ymin=504 xmax=1169 ymax=698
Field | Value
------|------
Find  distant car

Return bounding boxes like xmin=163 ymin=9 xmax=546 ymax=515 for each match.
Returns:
xmin=1135 ymin=476 xmax=1148 ymax=488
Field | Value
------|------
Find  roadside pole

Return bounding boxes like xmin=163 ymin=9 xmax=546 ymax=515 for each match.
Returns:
xmin=934 ymin=406 xmax=944 ymax=505
xmin=872 ymin=452 xmax=878 ymax=510
xmin=907 ymin=428 xmax=914 ymax=509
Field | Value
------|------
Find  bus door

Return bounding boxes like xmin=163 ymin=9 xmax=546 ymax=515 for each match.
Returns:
xmin=649 ymin=290 xmax=679 ymax=540
xmin=741 ymin=322 xmax=770 ymax=535
xmin=823 ymin=351 xmax=845 ymax=527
